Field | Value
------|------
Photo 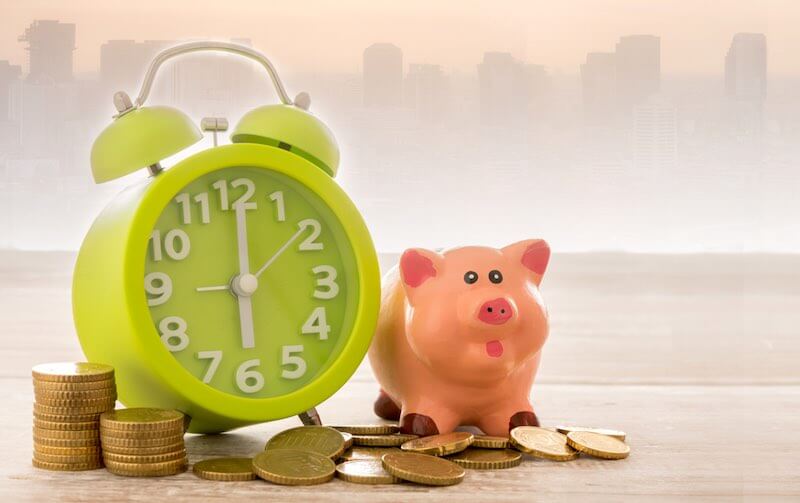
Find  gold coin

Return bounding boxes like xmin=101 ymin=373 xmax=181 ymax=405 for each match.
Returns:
xmin=35 ymin=388 xmax=117 ymax=402
xmin=100 ymin=425 xmax=184 ymax=439
xmin=509 ymin=426 xmax=578 ymax=461
xmin=335 ymin=459 xmax=400 ymax=484
xmin=472 ymin=435 xmax=510 ymax=449
xmin=32 ymin=362 xmax=114 ymax=383
xmin=34 ymin=411 xmax=101 ymax=423
xmin=33 ymin=427 xmax=100 ymax=440
xmin=352 ymin=434 xmax=418 ymax=447
xmin=192 ymin=457 xmax=257 ymax=481
xmin=34 ymin=402 xmax=115 ymax=416
xmin=339 ymin=447 xmax=401 ymax=461
xmin=101 ymin=442 xmax=185 ymax=456
xmin=105 ymin=458 xmax=187 ymax=477
xmin=252 ymin=449 xmax=335 ymax=486
xmin=566 ymin=431 xmax=630 ymax=460
xmin=32 ymin=458 xmax=103 ymax=471
xmin=33 ymin=444 xmax=101 ymax=455
xmin=381 ymin=451 xmax=465 ymax=486
xmin=34 ymin=451 xmax=102 ymax=464
xmin=447 ymin=448 xmax=522 ymax=469
xmin=330 ymin=424 xmax=400 ymax=435
xmin=103 ymin=449 xmax=187 ymax=464
xmin=34 ymin=419 xmax=98 ymax=431
xmin=339 ymin=431 xmax=353 ymax=450
xmin=100 ymin=408 xmax=185 ymax=431
xmin=265 ymin=426 xmax=345 ymax=459
xmin=556 ymin=425 xmax=626 ymax=441
xmin=101 ymin=433 xmax=184 ymax=448
xmin=34 ymin=378 xmax=115 ymax=392
xmin=33 ymin=436 xmax=100 ymax=448
xmin=400 ymin=432 xmax=474 ymax=456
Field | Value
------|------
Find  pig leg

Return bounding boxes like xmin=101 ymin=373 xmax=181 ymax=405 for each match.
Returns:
xmin=399 ymin=403 xmax=461 ymax=436
xmin=373 ymin=389 xmax=401 ymax=421
xmin=476 ymin=400 xmax=539 ymax=437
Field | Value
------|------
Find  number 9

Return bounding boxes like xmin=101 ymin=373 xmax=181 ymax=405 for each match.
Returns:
xmin=145 ymin=272 xmax=172 ymax=306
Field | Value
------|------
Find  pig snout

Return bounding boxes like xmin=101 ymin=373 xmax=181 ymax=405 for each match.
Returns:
xmin=478 ymin=298 xmax=514 ymax=325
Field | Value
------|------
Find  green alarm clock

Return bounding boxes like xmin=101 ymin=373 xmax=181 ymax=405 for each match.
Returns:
xmin=73 ymin=42 xmax=380 ymax=433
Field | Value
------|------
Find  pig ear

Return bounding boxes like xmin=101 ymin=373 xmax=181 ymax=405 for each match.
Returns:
xmin=399 ymin=248 xmax=442 ymax=302
xmin=503 ymin=239 xmax=550 ymax=285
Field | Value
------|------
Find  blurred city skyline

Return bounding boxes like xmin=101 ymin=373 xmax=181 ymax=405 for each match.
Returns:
xmin=0 ymin=8 xmax=798 ymax=253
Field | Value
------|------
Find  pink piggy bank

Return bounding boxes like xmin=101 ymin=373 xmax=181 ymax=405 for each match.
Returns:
xmin=368 ymin=240 xmax=551 ymax=437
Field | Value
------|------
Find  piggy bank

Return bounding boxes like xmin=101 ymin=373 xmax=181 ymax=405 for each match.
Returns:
xmin=368 ymin=240 xmax=550 ymax=437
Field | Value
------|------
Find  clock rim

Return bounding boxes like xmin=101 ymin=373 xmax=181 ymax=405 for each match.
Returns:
xmin=125 ymin=143 xmax=380 ymax=424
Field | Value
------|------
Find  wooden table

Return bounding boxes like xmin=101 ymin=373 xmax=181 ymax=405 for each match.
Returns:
xmin=1 ymin=251 xmax=798 ymax=501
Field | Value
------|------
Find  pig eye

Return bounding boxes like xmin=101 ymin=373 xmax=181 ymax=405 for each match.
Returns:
xmin=489 ymin=270 xmax=503 ymax=284
xmin=464 ymin=271 xmax=479 ymax=284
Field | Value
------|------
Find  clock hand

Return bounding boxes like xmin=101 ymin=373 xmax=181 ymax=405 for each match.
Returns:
xmin=233 ymin=203 xmax=256 ymax=349
xmin=254 ymin=226 xmax=305 ymax=278
xmin=196 ymin=285 xmax=229 ymax=292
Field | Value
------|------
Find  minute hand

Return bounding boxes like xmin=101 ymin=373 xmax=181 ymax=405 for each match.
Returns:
xmin=254 ymin=227 xmax=305 ymax=278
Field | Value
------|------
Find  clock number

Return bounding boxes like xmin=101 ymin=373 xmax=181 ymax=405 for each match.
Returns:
xmin=212 ymin=179 xmax=229 ymax=210
xmin=236 ymin=359 xmax=264 ymax=393
xmin=298 ymin=219 xmax=323 ymax=251
xmin=301 ymin=307 xmax=331 ymax=340
xmin=197 ymin=350 xmax=222 ymax=384
xmin=194 ymin=192 xmax=211 ymax=224
xmin=312 ymin=265 xmax=339 ymax=299
xmin=159 ymin=316 xmax=189 ymax=352
xmin=269 ymin=191 xmax=286 ymax=222
xmin=150 ymin=229 xmax=190 ymax=261
xmin=175 ymin=193 xmax=191 ymax=224
xmin=149 ymin=230 xmax=163 ymax=261
xmin=231 ymin=178 xmax=257 ymax=210
xmin=144 ymin=272 xmax=172 ymax=306
xmin=281 ymin=345 xmax=307 ymax=380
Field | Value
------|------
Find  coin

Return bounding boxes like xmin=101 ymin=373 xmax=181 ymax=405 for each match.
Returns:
xmin=556 ymin=425 xmax=626 ymax=441
xmin=100 ymin=425 xmax=183 ymax=439
xmin=447 ymin=448 xmax=522 ymax=469
xmin=100 ymin=408 xmax=185 ymax=431
xmin=566 ymin=431 xmax=630 ymax=460
xmin=330 ymin=424 xmax=400 ymax=435
xmin=339 ymin=431 xmax=354 ymax=450
xmin=32 ymin=362 xmax=114 ymax=383
xmin=335 ymin=459 xmax=400 ymax=484
xmin=32 ymin=458 xmax=103 ymax=471
xmin=33 ymin=444 xmax=102 ymax=456
xmin=33 ymin=451 xmax=102 ymax=464
xmin=265 ymin=426 xmax=345 ymax=460
xmin=352 ymin=434 xmax=418 ymax=447
xmin=509 ymin=426 xmax=578 ymax=461
xmin=103 ymin=450 xmax=187 ymax=464
xmin=472 ymin=435 xmax=510 ymax=449
xmin=34 ymin=419 xmax=98 ymax=431
xmin=33 ymin=427 xmax=100 ymax=440
xmin=192 ymin=457 xmax=257 ymax=481
xmin=34 ymin=378 xmax=116 ymax=391
xmin=101 ymin=442 xmax=185 ymax=456
xmin=105 ymin=458 xmax=187 ymax=477
xmin=400 ymin=432 xmax=474 ymax=456
xmin=339 ymin=447 xmax=402 ymax=461
xmin=382 ymin=451 xmax=465 ymax=486
xmin=101 ymin=433 xmax=184 ymax=448
xmin=34 ymin=402 xmax=115 ymax=415
xmin=33 ymin=411 xmax=101 ymax=423
xmin=252 ymin=449 xmax=335 ymax=486
xmin=35 ymin=388 xmax=117 ymax=401
xmin=33 ymin=436 xmax=101 ymax=448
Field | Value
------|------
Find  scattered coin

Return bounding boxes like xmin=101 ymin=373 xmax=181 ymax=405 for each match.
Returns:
xmin=382 ymin=451 xmax=465 ymax=486
xmin=330 ymin=424 xmax=400 ymax=435
xmin=566 ymin=431 xmax=630 ymax=460
xmin=252 ymin=449 xmax=335 ymax=486
xmin=556 ymin=426 xmax=626 ymax=441
xmin=352 ymin=434 xmax=418 ymax=447
xmin=339 ymin=431 xmax=354 ymax=450
xmin=32 ymin=362 xmax=114 ymax=383
xmin=335 ymin=459 xmax=400 ymax=484
xmin=472 ymin=435 xmax=510 ymax=449
xmin=509 ymin=426 xmax=578 ymax=461
xmin=447 ymin=448 xmax=522 ymax=469
xmin=339 ymin=447 xmax=402 ymax=461
xmin=265 ymin=426 xmax=345 ymax=459
xmin=193 ymin=457 xmax=257 ymax=481
xmin=100 ymin=408 xmax=185 ymax=431
xmin=400 ymin=432 xmax=474 ymax=456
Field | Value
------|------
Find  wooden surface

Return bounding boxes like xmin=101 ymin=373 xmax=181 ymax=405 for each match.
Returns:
xmin=1 ymin=251 xmax=798 ymax=501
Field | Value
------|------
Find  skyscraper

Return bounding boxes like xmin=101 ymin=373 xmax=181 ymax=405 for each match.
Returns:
xmin=477 ymin=52 xmax=537 ymax=127
xmin=615 ymin=35 xmax=660 ymax=112
xmin=580 ymin=52 xmax=617 ymax=122
xmin=18 ymin=20 xmax=75 ymax=84
xmin=0 ymin=61 xmax=22 ymax=121
xmin=405 ymin=64 xmax=447 ymax=122
xmin=725 ymin=33 xmax=767 ymax=102
xmin=363 ymin=44 xmax=403 ymax=108
xmin=633 ymin=95 xmax=677 ymax=171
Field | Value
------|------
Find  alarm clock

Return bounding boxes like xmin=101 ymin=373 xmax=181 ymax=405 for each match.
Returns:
xmin=73 ymin=42 xmax=380 ymax=433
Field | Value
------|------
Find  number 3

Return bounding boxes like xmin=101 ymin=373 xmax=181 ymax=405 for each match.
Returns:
xmin=312 ymin=265 xmax=339 ymax=299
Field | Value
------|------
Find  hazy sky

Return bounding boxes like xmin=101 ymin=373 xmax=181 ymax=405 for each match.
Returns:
xmin=1 ymin=0 xmax=798 ymax=76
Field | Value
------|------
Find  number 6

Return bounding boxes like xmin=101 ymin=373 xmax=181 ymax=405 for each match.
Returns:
xmin=236 ymin=359 xmax=264 ymax=393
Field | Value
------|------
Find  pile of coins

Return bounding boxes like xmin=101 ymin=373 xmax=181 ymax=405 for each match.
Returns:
xmin=32 ymin=362 xmax=116 ymax=471
xmin=100 ymin=408 xmax=188 ymax=477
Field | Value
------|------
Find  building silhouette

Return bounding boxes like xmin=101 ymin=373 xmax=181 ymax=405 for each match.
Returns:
xmin=725 ymin=33 xmax=767 ymax=102
xmin=18 ymin=20 xmax=75 ymax=84
xmin=405 ymin=64 xmax=447 ymax=122
xmin=477 ymin=52 xmax=540 ymax=127
xmin=633 ymin=95 xmax=677 ymax=171
xmin=580 ymin=52 xmax=617 ymax=122
xmin=615 ymin=35 xmax=660 ymax=112
xmin=0 ymin=61 xmax=21 ymax=121
xmin=363 ymin=43 xmax=403 ymax=108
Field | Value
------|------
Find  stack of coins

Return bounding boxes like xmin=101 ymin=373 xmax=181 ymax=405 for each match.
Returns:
xmin=100 ymin=408 xmax=187 ymax=477
xmin=32 ymin=362 xmax=116 ymax=471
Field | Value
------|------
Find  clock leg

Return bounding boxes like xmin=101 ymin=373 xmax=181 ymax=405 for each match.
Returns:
xmin=298 ymin=407 xmax=322 ymax=426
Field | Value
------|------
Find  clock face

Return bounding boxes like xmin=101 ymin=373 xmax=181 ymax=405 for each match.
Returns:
xmin=143 ymin=166 xmax=359 ymax=399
